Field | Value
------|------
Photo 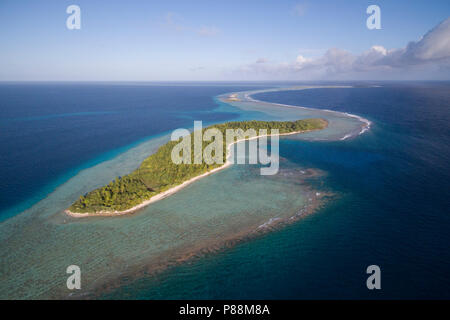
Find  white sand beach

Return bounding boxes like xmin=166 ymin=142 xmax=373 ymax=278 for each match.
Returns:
xmin=65 ymin=126 xmax=326 ymax=218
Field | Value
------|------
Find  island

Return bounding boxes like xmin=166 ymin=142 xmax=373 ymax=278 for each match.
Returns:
xmin=224 ymin=93 xmax=240 ymax=102
xmin=66 ymin=118 xmax=327 ymax=217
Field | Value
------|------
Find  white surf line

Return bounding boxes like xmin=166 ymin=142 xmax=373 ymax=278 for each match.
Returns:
xmin=65 ymin=129 xmax=320 ymax=218
xmin=227 ymin=86 xmax=372 ymax=140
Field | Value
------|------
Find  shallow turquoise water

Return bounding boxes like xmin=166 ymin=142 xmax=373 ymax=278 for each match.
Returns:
xmin=0 ymin=86 xmax=367 ymax=299
xmin=103 ymin=83 xmax=450 ymax=300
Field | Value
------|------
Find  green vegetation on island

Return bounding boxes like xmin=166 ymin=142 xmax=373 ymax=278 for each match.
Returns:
xmin=68 ymin=118 xmax=327 ymax=214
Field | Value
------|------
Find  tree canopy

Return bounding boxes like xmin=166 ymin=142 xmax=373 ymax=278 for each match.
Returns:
xmin=68 ymin=118 xmax=327 ymax=214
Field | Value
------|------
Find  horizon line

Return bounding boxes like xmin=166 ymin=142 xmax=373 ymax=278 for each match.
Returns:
xmin=1 ymin=79 xmax=449 ymax=83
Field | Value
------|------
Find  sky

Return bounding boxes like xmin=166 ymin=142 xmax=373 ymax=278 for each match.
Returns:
xmin=0 ymin=0 xmax=449 ymax=81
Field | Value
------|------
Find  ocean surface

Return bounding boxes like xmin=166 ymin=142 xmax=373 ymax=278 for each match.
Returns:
xmin=0 ymin=83 xmax=256 ymax=221
xmin=1 ymin=82 xmax=449 ymax=299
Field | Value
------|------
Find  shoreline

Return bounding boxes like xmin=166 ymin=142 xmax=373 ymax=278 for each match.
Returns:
xmin=1 ymin=85 xmax=373 ymax=299
xmin=75 ymin=186 xmax=326 ymax=299
xmin=65 ymin=84 xmax=372 ymax=219
xmin=216 ymin=85 xmax=371 ymax=140
xmin=65 ymin=124 xmax=327 ymax=218
xmin=241 ymin=88 xmax=372 ymax=139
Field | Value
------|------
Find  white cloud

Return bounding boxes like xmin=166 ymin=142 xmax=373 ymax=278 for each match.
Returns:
xmin=402 ymin=17 xmax=450 ymax=62
xmin=230 ymin=17 xmax=450 ymax=80
xmin=295 ymin=55 xmax=312 ymax=64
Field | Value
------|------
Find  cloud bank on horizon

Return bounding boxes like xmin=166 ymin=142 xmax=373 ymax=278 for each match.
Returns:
xmin=232 ymin=17 xmax=450 ymax=80
xmin=1 ymin=1 xmax=449 ymax=81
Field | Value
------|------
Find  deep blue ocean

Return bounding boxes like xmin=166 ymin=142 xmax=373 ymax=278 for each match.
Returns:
xmin=1 ymin=82 xmax=449 ymax=299
xmin=0 ymin=83 xmax=261 ymax=220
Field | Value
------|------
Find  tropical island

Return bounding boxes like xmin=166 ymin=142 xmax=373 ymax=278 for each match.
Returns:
xmin=225 ymin=93 xmax=240 ymax=102
xmin=66 ymin=118 xmax=327 ymax=217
